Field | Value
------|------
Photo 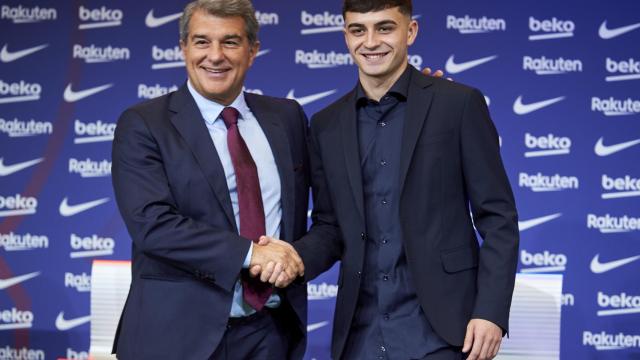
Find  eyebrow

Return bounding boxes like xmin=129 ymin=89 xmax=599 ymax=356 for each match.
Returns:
xmin=190 ymin=33 xmax=243 ymax=41
xmin=347 ymin=19 xmax=398 ymax=29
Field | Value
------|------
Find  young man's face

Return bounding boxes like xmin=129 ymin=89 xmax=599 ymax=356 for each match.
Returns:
xmin=181 ymin=10 xmax=259 ymax=105
xmin=343 ymin=6 xmax=417 ymax=82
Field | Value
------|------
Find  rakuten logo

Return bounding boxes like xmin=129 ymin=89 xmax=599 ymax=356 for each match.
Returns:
xmin=0 ymin=80 xmax=41 ymax=104
xmin=601 ymin=174 xmax=640 ymax=199
xmin=583 ymin=331 xmax=640 ymax=350
xmin=68 ymin=158 xmax=111 ymax=178
xmin=524 ymin=133 xmax=571 ymax=157
xmin=70 ymin=233 xmax=115 ymax=258
xmin=66 ymin=348 xmax=89 ymax=359
xmin=255 ymin=11 xmax=278 ymax=25
xmin=518 ymin=172 xmax=579 ymax=192
xmin=74 ymin=119 xmax=115 ymax=144
xmin=520 ymin=249 xmax=567 ymax=273
xmin=562 ymin=293 xmax=575 ymax=307
xmin=151 ymin=45 xmax=184 ymax=70
xmin=72 ymin=44 xmax=130 ymax=63
xmin=0 ymin=5 xmax=57 ymax=23
xmin=300 ymin=10 xmax=343 ymax=35
xmin=597 ymin=291 xmax=640 ymax=316
xmin=138 ymin=83 xmax=179 ymax=99
xmin=307 ymin=282 xmax=338 ymax=300
xmin=0 ymin=346 xmax=44 ymax=360
xmin=0 ymin=308 xmax=33 ymax=330
xmin=591 ymin=96 xmax=640 ymax=116
xmin=65 ymin=272 xmax=91 ymax=292
xmin=295 ymin=49 xmax=353 ymax=69
xmin=523 ymin=56 xmax=582 ymax=75
xmin=0 ymin=118 xmax=52 ymax=137
xmin=528 ymin=16 xmax=575 ymax=41
xmin=0 ymin=232 xmax=49 ymax=251
xmin=78 ymin=5 xmax=123 ymax=30
xmin=0 ymin=194 xmax=37 ymax=217
xmin=587 ymin=213 xmax=640 ymax=234
xmin=446 ymin=15 xmax=506 ymax=34
xmin=605 ymin=57 xmax=640 ymax=82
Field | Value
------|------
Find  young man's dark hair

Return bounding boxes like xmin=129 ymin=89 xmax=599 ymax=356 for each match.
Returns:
xmin=342 ymin=0 xmax=412 ymax=17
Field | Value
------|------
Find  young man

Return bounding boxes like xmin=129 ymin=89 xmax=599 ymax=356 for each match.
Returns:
xmin=286 ymin=1 xmax=520 ymax=359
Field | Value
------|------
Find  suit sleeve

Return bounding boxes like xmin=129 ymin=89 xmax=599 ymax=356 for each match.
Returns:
xmin=293 ymin=115 xmax=343 ymax=281
xmin=460 ymin=89 xmax=519 ymax=334
xmin=111 ymin=108 xmax=250 ymax=292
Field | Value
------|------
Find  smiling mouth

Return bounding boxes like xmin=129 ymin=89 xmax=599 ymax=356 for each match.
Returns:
xmin=361 ymin=52 xmax=389 ymax=60
xmin=201 ymin=66 xmax=231 ymax=74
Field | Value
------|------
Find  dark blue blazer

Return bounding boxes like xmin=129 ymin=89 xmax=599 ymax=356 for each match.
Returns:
xmin=111 ymin=84 xmax=309 ymax=359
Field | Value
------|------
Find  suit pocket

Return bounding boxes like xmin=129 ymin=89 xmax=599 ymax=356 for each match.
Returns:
xmin=440 ymin=245 xmax=478 ymax=273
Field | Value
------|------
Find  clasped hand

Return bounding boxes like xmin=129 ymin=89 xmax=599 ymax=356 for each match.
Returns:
xmin=249 ymin=236 xmax=304 ymax=288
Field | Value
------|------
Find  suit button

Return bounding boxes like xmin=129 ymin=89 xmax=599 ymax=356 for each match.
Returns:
xmin=357 ymin=271 xmax=362 ymax=277
xmin=383 ymin=313 xmax=390 ymax=321
xmin=382 ymin=275 xmax=389 ymax=281
xmin=360 ymin=233 xmax=366 ymax=241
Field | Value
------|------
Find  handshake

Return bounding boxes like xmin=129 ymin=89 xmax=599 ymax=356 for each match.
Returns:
xmin=249 ymin=236 xmax=304 ymax=288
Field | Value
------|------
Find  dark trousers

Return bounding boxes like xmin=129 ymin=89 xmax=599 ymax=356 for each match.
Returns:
xmin=419 ymin=346 xmax=469 ymax=360
xmin=209 ymin=310 xmax=289 ymax=360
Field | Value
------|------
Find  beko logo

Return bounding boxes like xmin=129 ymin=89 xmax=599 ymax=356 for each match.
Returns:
xmin=0 ymin=194 xmax=37 ymax=217
xmin=295 ymin=50 xmax=353 ymax=69
xmin=0 ymin=80 xmax=41 ymax=104
xmin=601 ymin=174 xmax=640 ymax=199
xmin=78 ymin=6 xmax=123 ymax=30
xmin=68 ymin=158 xmax=111 ymax=178
xmin=597 ymin=291 xmax=640 ymax=316
xmin=72 ymin=44 xmax=130 ymax=63
xmin=0 ymin=5 xmax=57 ymax=23
xmin=300 ymin=10 xmax=343 ymax=35
xmin=583 ymin=331 xmax=640 ymax=350
xmin=0 ymin=308 xmax=33 ymax=330
xmin=588 ymin=214 xmax=640 ymax=234
xmin=70 ymin=233 xmax=115 ymax=258
xmin=0 ymin=346 xmax=45 ymax=360
xmin=151 ymin=45 xmax=184 ymax=70
xmin=528 ymin=16 xmax=575 ymax=41
xmin=65 ymin=348 xmax=89 ymax=359
xmin=446 ymin=15 xmax=506 ymax=34
xmin=605 ymin=57 xmax=640 ymax=82
xmin=523 ymin=56 xmax=582 ymax=75
xmin=255 ymin=11 xmax=278 ymax=25
xmin=138 ymin=83 xmax=179 ymax=99
xmin=74 ymin=119 xmax=115 ymax=144
xmin=591 ymin=97 xmax=640 ymax=116
xmin=0 ymin=118 xmax=52 ymax=137
xmin=524 ymin=133 xmax=571 ymax=158
xmin=307 ymin=282 xmax=338 ymax=300
xmin=65 ymin=272 xmax=91 ymax=292
xmin=520 ymin=250 xmax=567 ymax=273
xmin=518 ymin=172 xmax=579 ymax=192
xmin=0 ymin=232 xmax=49 ymax=251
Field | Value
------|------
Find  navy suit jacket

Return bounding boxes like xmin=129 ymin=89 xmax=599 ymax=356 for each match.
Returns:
xmin=111 ymin=85 xmax=309 ymax=359
xmin=294 ymin=67 xmax=520 ymax=359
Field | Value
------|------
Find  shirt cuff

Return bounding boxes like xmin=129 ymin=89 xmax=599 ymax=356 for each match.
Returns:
xmin=243 ymin=242 xmax=253 ymax=269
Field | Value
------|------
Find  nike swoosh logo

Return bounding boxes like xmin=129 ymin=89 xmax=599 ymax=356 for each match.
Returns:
xmin=598 ymin=20 xmax=640 ymax=39
xmin=55 ymin=312 xmax=91 ymax=331
xmin=63 ymin=83 xmax=113 ymax=103
xmin=518 ymin=213 xmax=562 ymax=231
xmin=590 ymin=254 xmax=640 ymax=274
xmin=307 ymin=321 xmax=329 ymax=332
xmin=0 ymin=157 xmax=44 ymax=176
xmin=594 ymin=137 xmax=640 ymax=156
xmin=0 ymin=43 xmax=48 ymax=63
xmin=256 ymin=49 xmax=271 ymax=57
xmin=59 ymin=197 xmax=109 ymax=217
xmin=513 ymin=95 xmax=565 ymax=115
xmin=145 ymin=9 xmax=182 ymax=28
xmin=0 ymin=272 xmax=40 ymax=290
xmin=445 ymin=54 xmax=498 ymax=74
xmin=287 ymin=89 xmax=337 ymax=106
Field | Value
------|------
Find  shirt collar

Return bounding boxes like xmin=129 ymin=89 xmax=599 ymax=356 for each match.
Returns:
xmin=187 ymin=80 xmax=251 ymax=126
xmin=356 ymin=63 xmax=412 ymax=106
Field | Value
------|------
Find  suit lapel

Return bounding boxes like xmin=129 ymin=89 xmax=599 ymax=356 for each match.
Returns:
xmin=339 ymin=89 xmax=365 ymax=221
xmin=398 ymin=68 xmax=435 ymax=194
xmin=245 ymin=93 xmax=295 ymax=243
xmin=168 ymin=85 xmax=237 ymax=230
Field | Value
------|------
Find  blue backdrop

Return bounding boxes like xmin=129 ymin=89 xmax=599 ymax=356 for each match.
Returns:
xmin=1 ymin=0 xmax=639 ymax=359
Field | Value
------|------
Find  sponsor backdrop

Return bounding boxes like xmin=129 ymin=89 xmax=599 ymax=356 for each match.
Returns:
xmin=1 ymin=0 xmax=639 ymax=358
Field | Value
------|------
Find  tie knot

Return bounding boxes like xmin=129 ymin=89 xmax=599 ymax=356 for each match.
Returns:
xmin=221 ymin=107 xmax=240 ymax=129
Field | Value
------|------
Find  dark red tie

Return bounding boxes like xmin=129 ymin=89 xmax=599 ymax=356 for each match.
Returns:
xmin=221 ymin=106 xmax=272 ymax=310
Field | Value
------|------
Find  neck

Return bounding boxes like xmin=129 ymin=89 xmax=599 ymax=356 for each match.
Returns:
xmin=359 ymin=62 xmax=408 ymax=101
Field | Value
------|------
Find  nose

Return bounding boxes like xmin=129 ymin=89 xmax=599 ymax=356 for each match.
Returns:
xmin=206 ymin=42 xmax=225 ymax=63
xmin=364 ymin=31 xmax=381 ymax=49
